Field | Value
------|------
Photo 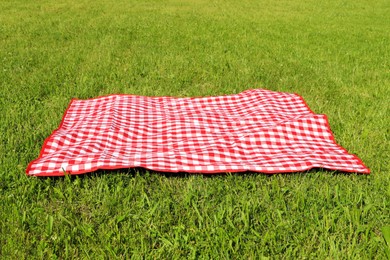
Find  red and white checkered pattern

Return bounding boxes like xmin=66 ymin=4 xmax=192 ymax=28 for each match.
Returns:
xmin=26 ymin=89 xmax=370 ymax=176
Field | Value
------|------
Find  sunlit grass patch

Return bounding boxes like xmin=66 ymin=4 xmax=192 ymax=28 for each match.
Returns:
xmin=1 ymin=0 xmax=389 ymax=258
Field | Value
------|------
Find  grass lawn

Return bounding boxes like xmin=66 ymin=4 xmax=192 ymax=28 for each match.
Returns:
xmin=1 ymin=0 xmax=389 ymax=258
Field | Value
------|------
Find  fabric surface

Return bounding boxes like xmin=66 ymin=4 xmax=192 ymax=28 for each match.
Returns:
xmin=26 ymin=89 xmax=370 ymax=176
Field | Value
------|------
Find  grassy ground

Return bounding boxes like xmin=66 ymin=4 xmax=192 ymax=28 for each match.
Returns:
xmin=1 ymin=0 xmax=389 ymax=258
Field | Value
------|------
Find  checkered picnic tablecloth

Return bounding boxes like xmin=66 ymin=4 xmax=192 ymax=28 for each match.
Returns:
xmin=26 ymin=89 xmax=370 ymax=176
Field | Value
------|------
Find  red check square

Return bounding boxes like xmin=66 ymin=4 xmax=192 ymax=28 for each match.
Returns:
xmin=26 ymin=89 xmax=370 ymax=176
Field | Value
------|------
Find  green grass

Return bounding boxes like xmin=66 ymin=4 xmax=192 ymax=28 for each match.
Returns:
xmin=1 ymin=0 xmax=389 ymax=258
